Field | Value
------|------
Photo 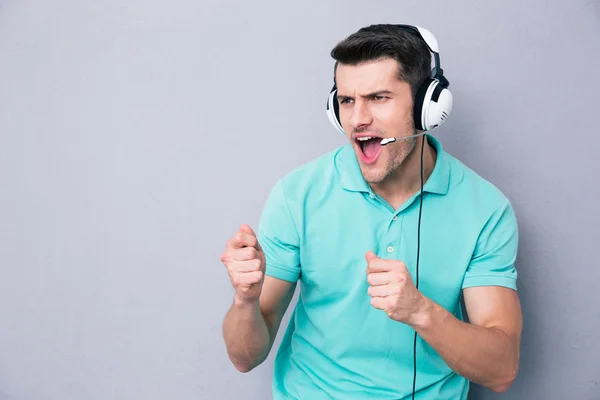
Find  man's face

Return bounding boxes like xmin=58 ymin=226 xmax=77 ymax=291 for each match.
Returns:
xmin=335 ymin=58 xmax=417 ymax=184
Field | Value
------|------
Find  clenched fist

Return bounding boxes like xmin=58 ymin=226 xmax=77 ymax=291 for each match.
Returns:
xmin=365 ymin=251 xmax=429 ymax=327
xmin=220 ymin=224 xmax=266 ymax=304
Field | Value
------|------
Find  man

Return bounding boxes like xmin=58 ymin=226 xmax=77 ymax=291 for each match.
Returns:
xmin=220 ymin=24 xmax=522 ymax=399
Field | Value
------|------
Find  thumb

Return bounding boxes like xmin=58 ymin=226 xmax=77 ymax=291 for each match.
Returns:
xmin=365 ymin=251 xmax=378 ymax=263
xmin=240 ymin=224 xmax=263 ymax=251
xmin=239 ymin=224 xmax=256 ymax=236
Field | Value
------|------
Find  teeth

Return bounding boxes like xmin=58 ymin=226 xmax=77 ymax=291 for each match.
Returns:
xmin=356 ymin=136 xmax=373 ymax=141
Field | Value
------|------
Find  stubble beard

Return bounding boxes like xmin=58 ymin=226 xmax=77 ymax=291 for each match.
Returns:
xmin=361 ymin=137 xmax=417 ymax=184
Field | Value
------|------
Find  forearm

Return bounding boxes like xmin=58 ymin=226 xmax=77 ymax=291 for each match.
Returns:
xmin=222 ymin=296 xmax=273 ymax=372
xmin=413 ymin=299 xmax=519 ymax=392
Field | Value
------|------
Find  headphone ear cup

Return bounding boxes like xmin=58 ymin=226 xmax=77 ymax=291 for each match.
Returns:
xmin=423 ymin=81 xmax=453 ymax=131
xmin=413 ymin=79 xmax=453 ymax=131
xmin=326 ymin=87 xmax=345 ymax=135
xmin=413 ymin=78 xmax=435 ymax=131
xmin=428 ymin=84 xmax=453 ymax=129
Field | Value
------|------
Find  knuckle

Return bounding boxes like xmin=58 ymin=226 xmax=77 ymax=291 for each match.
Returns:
xmin=247 ymin=273 xmax=260 ymax=285
xmin=248 ymin=247 xmax=259 ymax=260
xmin=394 ymin=271 xmax=404 ymax=282
xmin=235 ymin=232 xmax=244 ymax=243
xmin=248 ymin=235 xmax=257 ymax=248
xmin=221 ymin=251 xmax=233 ymax=264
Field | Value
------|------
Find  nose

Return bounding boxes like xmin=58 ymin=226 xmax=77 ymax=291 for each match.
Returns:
xmin=348 ymin=101 xmax=373 ymax=132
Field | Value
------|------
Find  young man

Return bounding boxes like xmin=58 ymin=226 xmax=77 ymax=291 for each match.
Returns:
xmin=220 ymin=24 xmax=522 ymax=399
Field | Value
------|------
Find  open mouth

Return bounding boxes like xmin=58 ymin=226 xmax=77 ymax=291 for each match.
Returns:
xmin=355 ymin=136 xmax=382 ymax=164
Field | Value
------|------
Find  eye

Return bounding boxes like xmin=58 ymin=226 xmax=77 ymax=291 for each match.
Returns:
xmin=339 ymin=98 xmax=353 ymax=104
xmin=372 ymin=95 xmax=386 ymax=101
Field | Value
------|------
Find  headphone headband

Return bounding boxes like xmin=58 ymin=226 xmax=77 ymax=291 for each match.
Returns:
xmin=394 ymin=24 xmax=449 ymax=88
xmin=394 ymin=25 xmax=439 ymax=52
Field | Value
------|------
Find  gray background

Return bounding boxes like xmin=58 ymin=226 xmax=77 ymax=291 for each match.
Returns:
xmin=1 ymin=0 xmax=599 ymax=399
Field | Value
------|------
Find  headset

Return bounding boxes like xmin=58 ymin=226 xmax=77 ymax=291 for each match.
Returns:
xmin=325 ymin=25 xmax=452 ymax=400
xmin=326 ymin=24 xmax=453 ymax=135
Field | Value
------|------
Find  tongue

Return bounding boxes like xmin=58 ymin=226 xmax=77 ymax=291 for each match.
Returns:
xmin=364 ymin=139 xmax=380 ymax=158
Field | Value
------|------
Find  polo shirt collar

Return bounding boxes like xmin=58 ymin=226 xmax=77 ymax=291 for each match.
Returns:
xmin=339 ymin=134 xmax=451 ymax=195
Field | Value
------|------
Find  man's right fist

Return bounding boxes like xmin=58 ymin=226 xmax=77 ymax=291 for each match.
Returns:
xmin=220 ymin=224 xmax=266 ymax=303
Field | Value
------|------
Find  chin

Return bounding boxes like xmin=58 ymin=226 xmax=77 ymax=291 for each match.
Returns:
xmin=359 ymin=166 xmax=388 ymax=184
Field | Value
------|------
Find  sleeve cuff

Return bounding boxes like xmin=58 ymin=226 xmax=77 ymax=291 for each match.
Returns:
xmin=265 ymin=263 xmax=300 ymax=283
xmin=462 ymin=273 xmax=518 ymax=290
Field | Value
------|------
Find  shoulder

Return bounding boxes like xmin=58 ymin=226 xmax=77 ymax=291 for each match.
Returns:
xmin=275 ymin=144 xmax=346 ymax=201
xmin=441 ymin=151 xmax=518 ymax=240
xmin=258 ymin=145 xmax=346 ymax=240
xmin=446 ymin=151 xmax=514 ymax=213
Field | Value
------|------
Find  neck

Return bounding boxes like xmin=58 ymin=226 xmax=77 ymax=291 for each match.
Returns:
xmin=370 ymin=136 xmax=437 ymax=210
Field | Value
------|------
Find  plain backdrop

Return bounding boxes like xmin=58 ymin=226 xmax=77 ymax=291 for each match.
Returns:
xmin=1 ymin=0 xmax=599 ymax=399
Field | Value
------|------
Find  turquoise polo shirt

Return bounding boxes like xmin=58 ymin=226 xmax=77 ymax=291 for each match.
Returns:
xmin=257 ymin=134 xmax=518 ymax=399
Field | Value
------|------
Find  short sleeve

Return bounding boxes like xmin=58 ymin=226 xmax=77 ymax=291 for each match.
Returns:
xmin=462 ymin=200 xmax=519 ymax=290
xmin=257 ymin=179 xmax=301 ymax=283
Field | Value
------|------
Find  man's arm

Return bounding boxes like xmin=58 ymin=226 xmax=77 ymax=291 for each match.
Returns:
xmin=366 ymin=199 xmax=521 ymax=391
xmin=412 ymin=286 xmax=522 ymax=393
xmin=221 ymin=179 xmax=301 ymax=372
xmin=366 ymin=250 xmax=522 ymax=392
xmin=222 ymin=275 xmax=296 ymax=373
xmin=411 ymin=198 xmax=522 ymax=392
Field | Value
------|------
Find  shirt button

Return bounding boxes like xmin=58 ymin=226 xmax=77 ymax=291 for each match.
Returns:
xmin=392 ymin=216 xmax=398 ymax=221
xmin=387 ymin=246 xmax=394 ymax=253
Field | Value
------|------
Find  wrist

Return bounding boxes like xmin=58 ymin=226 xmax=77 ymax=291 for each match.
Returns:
xmin=234 ymin=294 xmax=260 ymax=311
xmin=409 ymin=295 xmax=435 ymax=330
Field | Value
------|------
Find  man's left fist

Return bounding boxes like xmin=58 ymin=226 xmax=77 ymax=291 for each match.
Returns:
xmin=365 ymin=251 xmax=429 ymax=327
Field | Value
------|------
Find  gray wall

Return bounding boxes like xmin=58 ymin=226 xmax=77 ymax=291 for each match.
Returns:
xmin=1 ymin=0 xmax=598 ymax=399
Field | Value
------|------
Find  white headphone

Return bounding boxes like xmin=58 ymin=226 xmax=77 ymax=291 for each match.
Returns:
xmin=326 ymin=24 xmax=453 ymax=134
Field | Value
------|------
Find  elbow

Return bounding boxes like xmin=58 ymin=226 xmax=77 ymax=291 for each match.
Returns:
xmin=234 ymin=363 xmax=255 ymax=373
xmin=229 ymin=355 xmax=261 ymax=374
xmin=489 ymin=382 xmax=513 ymax=394
xmin=489 ymin=364 xmax=519 ymax=393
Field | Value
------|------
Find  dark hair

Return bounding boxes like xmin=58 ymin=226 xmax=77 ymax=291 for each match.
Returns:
xmin=330 ymin=24 xmax=432 ymax=98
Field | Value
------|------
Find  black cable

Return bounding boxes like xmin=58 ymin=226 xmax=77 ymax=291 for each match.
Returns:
xmin=412 ymin=133 xmax=425 ymax=400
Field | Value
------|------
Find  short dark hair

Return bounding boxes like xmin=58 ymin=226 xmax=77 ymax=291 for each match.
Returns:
xmin=330 ymin=24 xmax=432 ymax=98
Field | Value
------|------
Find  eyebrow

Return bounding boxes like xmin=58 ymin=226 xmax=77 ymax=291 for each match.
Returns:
xmin=337 ymin=90 xmax=394 ymax=101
